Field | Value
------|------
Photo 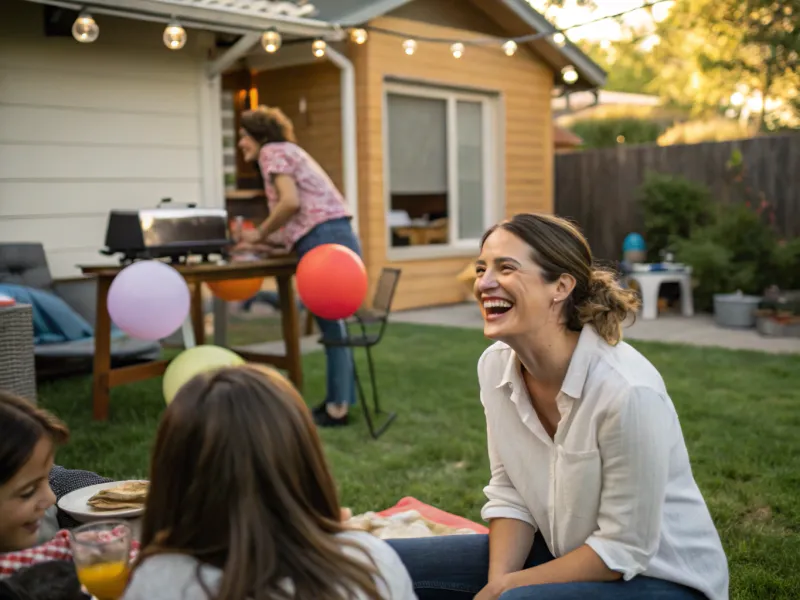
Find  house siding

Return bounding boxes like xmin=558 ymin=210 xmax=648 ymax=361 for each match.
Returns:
xmin=355 ymin=6 xmax=555 ymax=310
xmin=0 ymin=1 xmax=215 ymax=277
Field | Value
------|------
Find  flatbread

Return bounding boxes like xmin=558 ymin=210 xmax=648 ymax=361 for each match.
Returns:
xmin=86 ymin=499 xmax=145 ymax=511
xmin=87 ymin=481 xmax=148 ymax=510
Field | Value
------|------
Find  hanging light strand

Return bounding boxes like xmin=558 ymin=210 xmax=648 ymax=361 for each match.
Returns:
xmin=347 ymin=0 xmax=671 ymax=49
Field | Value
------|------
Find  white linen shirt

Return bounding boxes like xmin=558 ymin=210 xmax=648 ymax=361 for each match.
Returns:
xmin=479 ymin=326 xmax=729 ymax=600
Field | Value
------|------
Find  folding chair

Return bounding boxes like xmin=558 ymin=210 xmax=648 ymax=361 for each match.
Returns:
xmin=320 ymin=268 xmax=401 ymax=439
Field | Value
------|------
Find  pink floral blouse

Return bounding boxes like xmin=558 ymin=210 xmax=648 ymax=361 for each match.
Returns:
xmin=257 ymin=142 xmax=351 ymax=248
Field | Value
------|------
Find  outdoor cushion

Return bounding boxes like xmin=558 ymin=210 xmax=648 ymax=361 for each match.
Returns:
xmin=377 ymin=497 xmax=488 ymax=534
xmin=0 ymin=284 xmax=93 ymax=344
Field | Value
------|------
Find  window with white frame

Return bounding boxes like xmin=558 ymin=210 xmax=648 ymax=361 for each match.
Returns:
xmin=384 ymin=83 xmax=497 ymax=252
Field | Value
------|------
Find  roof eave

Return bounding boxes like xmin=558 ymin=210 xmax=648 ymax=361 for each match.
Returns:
xmin=499 ymin=0 xmax=607 ymax=89
xmin=23 ymin=0 xmax=343 ymax=38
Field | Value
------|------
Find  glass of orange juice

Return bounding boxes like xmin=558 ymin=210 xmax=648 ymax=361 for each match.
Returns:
xmin=69 ymin=521 xmax=132 ymax=600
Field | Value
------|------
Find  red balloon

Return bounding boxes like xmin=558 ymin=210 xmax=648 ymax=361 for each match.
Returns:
xmin=296 ymin=244 xmax=367 ymax=320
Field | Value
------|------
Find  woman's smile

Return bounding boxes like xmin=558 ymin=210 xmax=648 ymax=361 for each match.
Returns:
xmin=481 ymin=296 xmax=515 ymax=322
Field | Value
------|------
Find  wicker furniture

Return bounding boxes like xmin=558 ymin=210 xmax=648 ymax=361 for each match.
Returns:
xmin=0 ymin=303 xmax=37 ymax=404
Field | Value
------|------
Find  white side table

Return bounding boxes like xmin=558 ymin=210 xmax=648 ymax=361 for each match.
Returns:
xmin=626 ymin=269 xmax=694 ymax=320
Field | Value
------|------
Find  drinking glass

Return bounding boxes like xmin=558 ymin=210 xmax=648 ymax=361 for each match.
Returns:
xmin=69 ymin=521 xmax=132 ymax=600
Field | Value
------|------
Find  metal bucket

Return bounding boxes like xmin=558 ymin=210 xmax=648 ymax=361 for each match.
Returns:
xmin=713 ymin=293 xmax=762 ymax=328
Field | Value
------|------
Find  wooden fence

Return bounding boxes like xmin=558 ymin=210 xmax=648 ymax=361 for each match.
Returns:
xmin=554 ymin=134 xmax=800 ymax=261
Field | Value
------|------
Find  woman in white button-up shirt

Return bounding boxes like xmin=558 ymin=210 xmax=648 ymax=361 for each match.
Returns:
xmin=387 ymin=214 xmax=729 ymax=600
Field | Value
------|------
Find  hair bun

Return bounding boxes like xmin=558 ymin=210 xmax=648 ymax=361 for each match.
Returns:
xmin=578 ymin=268 xmax=641 ymax=346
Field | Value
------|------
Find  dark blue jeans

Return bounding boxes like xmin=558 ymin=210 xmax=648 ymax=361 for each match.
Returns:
xmin=387 ymin=534 xmax=707 ymax=600
xmin=294 ymin=217 xmax=361 ymax=407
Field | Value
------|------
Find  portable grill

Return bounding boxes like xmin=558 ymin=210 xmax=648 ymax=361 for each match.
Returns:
xmin=100 ymin=199 xmax=231 ymax=265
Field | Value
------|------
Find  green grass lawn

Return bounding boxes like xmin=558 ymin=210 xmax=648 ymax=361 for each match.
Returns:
xmin=39 ymin=323 xmax=799 ymax=599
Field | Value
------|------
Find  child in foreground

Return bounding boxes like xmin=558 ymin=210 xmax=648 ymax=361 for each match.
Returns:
xmin=123 ymin=364 xmax=416 ymax=600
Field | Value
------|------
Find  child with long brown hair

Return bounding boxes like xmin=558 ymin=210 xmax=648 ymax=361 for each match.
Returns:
xmin=123 ymin=364 xmax=415 ymax=600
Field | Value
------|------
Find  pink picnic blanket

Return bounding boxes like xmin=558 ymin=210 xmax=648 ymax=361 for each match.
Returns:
xmin=377 ymin=497 xmax=489 ymax=534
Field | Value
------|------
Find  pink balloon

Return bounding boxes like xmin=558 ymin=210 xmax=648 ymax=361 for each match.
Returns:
xmin=107 ymin=261 xmax=190 ymax=341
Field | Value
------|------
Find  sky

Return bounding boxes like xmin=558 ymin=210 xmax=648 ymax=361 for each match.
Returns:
xmin=528 ymin=0 xmax=674 ymax=42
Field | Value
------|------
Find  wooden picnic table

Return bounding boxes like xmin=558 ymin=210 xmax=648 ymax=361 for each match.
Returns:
xmin=79 ymin=258 xmax=301 ymax=421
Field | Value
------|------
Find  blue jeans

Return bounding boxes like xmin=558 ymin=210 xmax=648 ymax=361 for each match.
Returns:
xmin=241 ymin=289 xmax=303 ymax=313
xmin=387 ymin=535 xmax=707 ymax=600
xmin=294 ymin=217 xmax=361 ymax=407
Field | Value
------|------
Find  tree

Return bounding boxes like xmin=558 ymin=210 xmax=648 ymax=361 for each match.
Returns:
xmin=647 ymin=0 xmax=800 ymax=131
xmin=578 ymin=37 xmax=655 ymax=94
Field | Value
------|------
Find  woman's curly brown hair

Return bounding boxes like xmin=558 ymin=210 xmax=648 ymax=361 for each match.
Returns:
xmin=240 ymin=105 xmax=297 ymax=145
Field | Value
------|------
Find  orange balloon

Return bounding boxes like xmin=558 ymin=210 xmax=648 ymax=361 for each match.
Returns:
xmin=207 ymin=277 xmax=264 ymax=302
xmin=296 ymin=244 xmax=367 ymax=320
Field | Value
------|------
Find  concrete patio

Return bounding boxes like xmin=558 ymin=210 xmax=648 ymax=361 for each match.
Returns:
xmin=391 ymin=302 xmax=800 ymax=355
xmin=236 ymin=301 xmax=800 ymax=356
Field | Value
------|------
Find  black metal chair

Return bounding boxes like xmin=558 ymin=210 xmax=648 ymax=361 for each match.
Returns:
xmin=320 ymin=268 xmax=402 ymax=439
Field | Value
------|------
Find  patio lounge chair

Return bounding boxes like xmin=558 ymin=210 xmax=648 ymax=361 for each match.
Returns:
xmin=0 ymin=243 xmax=161 ymax=375
xmin=320 ymin=268 xmax=401 ymax=439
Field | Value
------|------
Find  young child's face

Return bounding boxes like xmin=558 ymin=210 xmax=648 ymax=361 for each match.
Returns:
xmin=0 ymin=437 xmax=57 ymax=552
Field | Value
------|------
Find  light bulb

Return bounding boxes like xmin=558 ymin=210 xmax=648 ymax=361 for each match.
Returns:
xmin=163 ymin=23 xmax=187 ymax=50
xmin=402 ymin=39 xmax=417 ymax=55
xmin=451 ymin=42 xmax=465 ymax=59
xmin=262 ymin=29 xmax=282 ymax=53
xmin=350 ymin=28 xmax=368 ymax=44
xmin=561 ymin=65 xmax=578 ymax=84
xmin=502 ymin=40 xmax=518 ymax=56
xmin=553 ymin=32 xmax=566 ymax=47
xmin=312 ymin=39 xmax=327 ymax=58
xmin=72 ymin=13 xmax=99 ymax=43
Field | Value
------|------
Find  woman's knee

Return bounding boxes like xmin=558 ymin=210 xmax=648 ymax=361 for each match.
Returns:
xmin=387 ymin=534 xmax=489 ymax=580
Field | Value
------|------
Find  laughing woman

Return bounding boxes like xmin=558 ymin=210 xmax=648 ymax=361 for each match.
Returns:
xmin=235 ymin=106 xmax=360 ymax=427
xmin=387 ymin=213 xmax=729 ymax=600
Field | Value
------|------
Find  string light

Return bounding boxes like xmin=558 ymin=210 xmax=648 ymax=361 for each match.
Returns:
xmin=502 ymin=40 xmax=518 ymax=56
xmin=402 ymin=39 xmax=417 ymax=55
xmin=312 ymin=39 xmax=327 ymax=58
xmin=561 ymin=65 xmax=579 ymax=84
xmin=552 ymin=32 xmax=566 ymax=47
xmin=72 ymin=12 xmax=99 ymax=43
xmin=262 ymin=29 xmax=282 ymax=53
xmin=450 ymin=42 xmax=465 ymax=59
xmin=163 ymin=22 xmax=187 ymax=50
xmin=350 ymin=28 xmax=368 ymax=44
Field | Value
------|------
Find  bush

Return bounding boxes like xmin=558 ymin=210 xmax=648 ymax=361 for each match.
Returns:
xmin=670 ymin=237 xmax=732 ymax=312
xmin=657 ymin=118 xmax=753 ymax=146
xmin=569 ymin=118 xmax=665 ymax=149
xmin=638 ymin=173 xmax=715 ymax=262
xmin=671 ymin=203 xmax=785 ymax=310
xmin=773 ymin=238 xmax=800 ymax=291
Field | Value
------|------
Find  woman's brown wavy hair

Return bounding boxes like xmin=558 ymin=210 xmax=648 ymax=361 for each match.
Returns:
xmin=135 ymin=364 xmax=382 ymax=600
xmin=240 ymin=105 xmax=297 ymax=145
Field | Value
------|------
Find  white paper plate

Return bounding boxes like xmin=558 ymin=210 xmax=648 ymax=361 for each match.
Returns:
xmin=58 ymin=481 xmax=147 ymax=523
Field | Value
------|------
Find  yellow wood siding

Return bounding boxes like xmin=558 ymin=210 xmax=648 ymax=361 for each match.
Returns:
xmin=355 ymin=12 xmax=555 ymax=311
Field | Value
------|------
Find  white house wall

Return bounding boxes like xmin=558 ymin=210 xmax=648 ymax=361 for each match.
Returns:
xmin=0 ymin=1 xmax=216 ymax=277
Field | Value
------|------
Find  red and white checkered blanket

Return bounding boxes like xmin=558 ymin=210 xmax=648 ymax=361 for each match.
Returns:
xmin=0 ymin=530 xmax=140 ymax=579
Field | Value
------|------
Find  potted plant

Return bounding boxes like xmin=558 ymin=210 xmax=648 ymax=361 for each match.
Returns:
xmin=755 ymin=289 xmax=800 ymax=337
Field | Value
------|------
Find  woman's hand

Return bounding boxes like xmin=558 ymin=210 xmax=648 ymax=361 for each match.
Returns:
xmin=474 ymin=576 xmax=512 ymax=600
xmin=239 ymin=229 xmax=263 ymax=244
xmin=232 ymin=241 xmax=290 ymax=257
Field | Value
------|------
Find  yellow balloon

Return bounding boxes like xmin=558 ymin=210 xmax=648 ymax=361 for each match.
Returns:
xmin=163 ymin=345 xmax=246 ymax=405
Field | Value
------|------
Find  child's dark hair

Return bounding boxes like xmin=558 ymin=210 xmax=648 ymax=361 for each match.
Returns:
xmin=0 ymin=392 xmax=69 ymax=486
xmin=0 ymin=561 xmax=84 ymax=600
